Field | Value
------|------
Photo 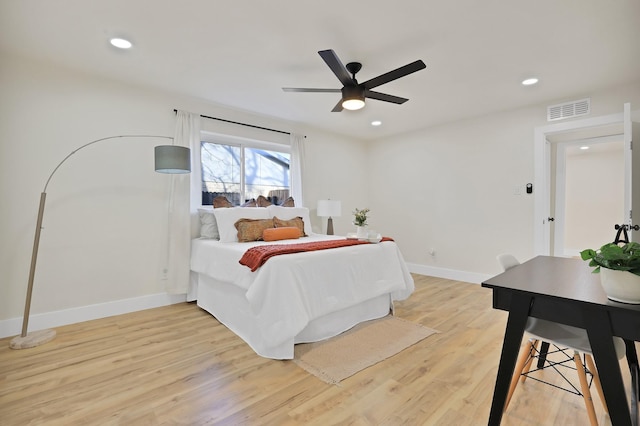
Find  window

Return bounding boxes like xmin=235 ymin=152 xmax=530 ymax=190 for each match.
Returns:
xmin=200 ymin=139 xmax=290 ymax=206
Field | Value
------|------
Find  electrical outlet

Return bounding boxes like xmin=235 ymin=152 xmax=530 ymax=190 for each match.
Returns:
xmin=429 ymin=248 xmax=436 ymax=256
xmin=160 ymin=268 xmax=168 ymax=280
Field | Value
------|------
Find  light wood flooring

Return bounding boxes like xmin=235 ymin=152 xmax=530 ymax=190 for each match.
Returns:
xmin=1 ymin=274 xmax=637 ymax=425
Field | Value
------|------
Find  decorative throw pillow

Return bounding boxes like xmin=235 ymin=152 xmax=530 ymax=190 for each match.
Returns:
xmin=214 ymin=207 xmax=272 ymax=242
xmin=273 ymin=216 xmax=306 ymax=237
xmin=198 ymin=208 xmax=219 ymax=239
xmin=241 ymin=198 xmax=257 ymax=207
xmin=213 ymin=195 xmax=233 ymax=208
xmin=256 ymin=195 xmax=272 ymax=207
xmin=279 ymin=197 xmax=295 ymax=207
xmin=263 ymin=226 xmax=301 ymax=242
xmin=267 ymin=206 xmax=313 ymax=236
xmin=235 ymin=218 xmax=274 ymax=242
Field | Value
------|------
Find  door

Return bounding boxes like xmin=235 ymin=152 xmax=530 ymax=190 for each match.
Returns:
xmin=624 ymin=103 xmax=640 ymax=242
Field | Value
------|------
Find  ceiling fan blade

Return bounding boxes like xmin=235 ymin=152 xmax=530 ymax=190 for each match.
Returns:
xmin=362 ymin=60 xmax=426 ymax=90
xmin=282 ymin=87 xmax=341 ymax=93
xmin=318 ymin=49 xmax=354 ymax=86
xmin=331 ymin=99 xmax=344 ymax=112
xmin=365 ymin=90 xmax=409 ymax=104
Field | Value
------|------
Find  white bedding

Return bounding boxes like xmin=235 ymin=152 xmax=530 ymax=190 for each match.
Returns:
xmin=190 ymin=234 xmax=415 ymax=358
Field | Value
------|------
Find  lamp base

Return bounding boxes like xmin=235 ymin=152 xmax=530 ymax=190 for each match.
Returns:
xmin=10 ymin=329 xmax=56 ymax=349
xmin=327 ymin=217 xmax=334 ymax=235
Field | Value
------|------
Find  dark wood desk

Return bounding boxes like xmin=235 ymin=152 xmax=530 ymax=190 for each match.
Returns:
xmin=482 ymin=255 xmax=640 ymax=425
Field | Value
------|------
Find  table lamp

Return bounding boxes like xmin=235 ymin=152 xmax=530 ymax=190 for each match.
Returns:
xmin=317 ymin=199 xmax=341 ymax=235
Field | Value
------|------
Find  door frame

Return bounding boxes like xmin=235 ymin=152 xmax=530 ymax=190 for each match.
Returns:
xmin=534 ymin=111 xmax=624 ymax=255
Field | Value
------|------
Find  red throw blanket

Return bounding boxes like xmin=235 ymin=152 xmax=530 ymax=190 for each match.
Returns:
xmin=239 ymin=237 xmax=393 ymax=271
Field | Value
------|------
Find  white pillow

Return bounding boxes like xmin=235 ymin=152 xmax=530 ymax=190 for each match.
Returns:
xmin=214 ymin=207 xmax=271 ymax=242
xmin=267 ymin=205 xmax=313 ymax=236
xmin=198 ymin=207 xmax=219 ymax=239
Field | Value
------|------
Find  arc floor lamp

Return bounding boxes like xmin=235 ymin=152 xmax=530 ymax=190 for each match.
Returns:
xmin=9 ymin=135 xmax=191 ymax=349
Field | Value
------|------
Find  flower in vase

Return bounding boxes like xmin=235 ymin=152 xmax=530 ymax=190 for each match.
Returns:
xmin=353 ymin=208 xmax=370 ymax=227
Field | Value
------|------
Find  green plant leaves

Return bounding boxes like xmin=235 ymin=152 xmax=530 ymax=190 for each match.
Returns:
xmin=580 ymin=242 xmax=640 ymax=276
xmin=353 ymin=208 xmax=370 ymax=227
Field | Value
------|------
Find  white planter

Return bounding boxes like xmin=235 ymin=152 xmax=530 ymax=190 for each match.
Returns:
xmin=600 ymin=268 xmax=640 ymax=304
xmin=355 ymin=226 xmax=368 ymax=239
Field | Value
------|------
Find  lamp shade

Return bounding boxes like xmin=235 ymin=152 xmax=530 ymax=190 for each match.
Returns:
xmin=154 ymin=145 xmax=191 ymax=174
xmin=317 ymin=199 xmax=342 ymax=217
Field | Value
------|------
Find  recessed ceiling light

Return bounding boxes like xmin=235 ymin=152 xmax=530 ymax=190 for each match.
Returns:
xmin=522 ymin=78 xmax=539 ymax=86
xmin=580 ymin=146 xmax=590 ymax=150
xmin=110 ymin=38 xmax=133 ymax=49
xmin=371 ymin=120 xmax=382 ymax=126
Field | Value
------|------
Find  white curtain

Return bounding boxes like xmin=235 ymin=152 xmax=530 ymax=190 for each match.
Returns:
xmin=166 ymin=110 xmax=201 ymax=294
xmin=290 ymin=133 xmax=305 ymax=207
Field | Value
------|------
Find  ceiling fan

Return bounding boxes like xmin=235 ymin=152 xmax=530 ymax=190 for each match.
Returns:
xmin=283 ymin=49 xmax=426 ymax=112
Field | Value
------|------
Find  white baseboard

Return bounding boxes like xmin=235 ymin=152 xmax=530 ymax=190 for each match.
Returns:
xmin=406 ymin=262 xmax=493 ymax=284
xmin=0 ymin=293 xmax=187 ymax=339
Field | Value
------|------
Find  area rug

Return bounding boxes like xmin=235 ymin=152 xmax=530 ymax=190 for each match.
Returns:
xmin=292 ymin=315 xmax=439 ymax=385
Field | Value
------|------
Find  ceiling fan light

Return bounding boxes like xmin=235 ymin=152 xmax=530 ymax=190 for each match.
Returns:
xmin=341 ymin=86 xmax=365 ymax=110
xmin=342 ymin=98 xmax=365 ymax=110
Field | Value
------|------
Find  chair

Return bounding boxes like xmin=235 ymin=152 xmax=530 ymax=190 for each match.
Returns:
xmin=497 ymin=254 xmax=626 ymax=426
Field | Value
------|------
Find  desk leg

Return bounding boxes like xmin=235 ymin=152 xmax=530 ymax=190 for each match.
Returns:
xmin=625 ymin=339 xmax=639 ymax=425
xmin=488 ymin=293 xmax=531 ymax=426
xmin=584 ymin=309 xmax=633 ymax=426
xmin=537 ymin=341 xmax=550 ymax=368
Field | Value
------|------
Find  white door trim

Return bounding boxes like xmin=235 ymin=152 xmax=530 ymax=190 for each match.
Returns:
xmin=553 ymin=141 xmax=568 ymax=256
xmin=624 ymin=103 xmax=632 ymax=229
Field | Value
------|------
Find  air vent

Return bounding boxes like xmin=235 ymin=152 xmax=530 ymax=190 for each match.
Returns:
xmin=547 ymin=98 xmax=591 ymax=121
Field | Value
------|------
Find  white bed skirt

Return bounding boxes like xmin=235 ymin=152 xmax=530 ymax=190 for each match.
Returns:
xmin=194 ymin=273 xmax=392 ymax=359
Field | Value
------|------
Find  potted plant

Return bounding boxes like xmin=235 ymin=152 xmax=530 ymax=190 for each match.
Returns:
xmin=353 ymin=208 xmax=370 ymax=238
xmin=580 ymin=241 xmax=640 ymax=303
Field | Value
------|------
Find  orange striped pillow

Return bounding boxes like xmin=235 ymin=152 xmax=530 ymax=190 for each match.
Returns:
xmin=263 ymin=227 xmax=301 ymax=242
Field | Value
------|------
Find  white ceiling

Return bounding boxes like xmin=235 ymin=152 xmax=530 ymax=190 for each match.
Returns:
xmin=2 ymin=1 xmax=639 ymax=140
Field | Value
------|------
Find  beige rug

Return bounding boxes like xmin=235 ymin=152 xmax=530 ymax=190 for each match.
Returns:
xmin=292 ymin=315 xmax=439 ymax=384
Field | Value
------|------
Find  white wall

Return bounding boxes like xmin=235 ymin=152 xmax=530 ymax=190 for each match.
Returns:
xmin=367 ymin=109 xmax=536 ymax=281
xmin=367 ymin=82 xmax=640 ymax=280
xmin=0 ymin=52 xmax=367 ymax=334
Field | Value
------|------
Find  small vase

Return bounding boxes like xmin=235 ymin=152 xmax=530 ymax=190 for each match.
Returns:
xmin=600 ymin=268 xmax=640 ymax=304
xmin=356 ymin=226 xmax=368 ymax=239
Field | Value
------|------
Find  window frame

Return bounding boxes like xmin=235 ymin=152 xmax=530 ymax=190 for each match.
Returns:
xmin=200 ymin=132 xmax=291 ymax=207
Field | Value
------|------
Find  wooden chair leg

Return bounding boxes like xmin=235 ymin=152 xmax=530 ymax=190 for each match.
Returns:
xmin=520 ymin=339 xmax=541 ymax=383
xmin=574 ymin=352 xmax=599 ymax=426
xmin=585 ymin=354 xmax=608 ymax=414
xmin=504 ymin=339 xmax=537 ymax=412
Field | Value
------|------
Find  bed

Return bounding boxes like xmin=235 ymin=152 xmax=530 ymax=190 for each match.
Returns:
xmin=190 ymin=204 xmax=415 ymax=359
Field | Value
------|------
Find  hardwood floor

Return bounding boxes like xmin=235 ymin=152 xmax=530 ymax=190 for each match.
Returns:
xmin=0 ymin=274 xmax=635 ymax=425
